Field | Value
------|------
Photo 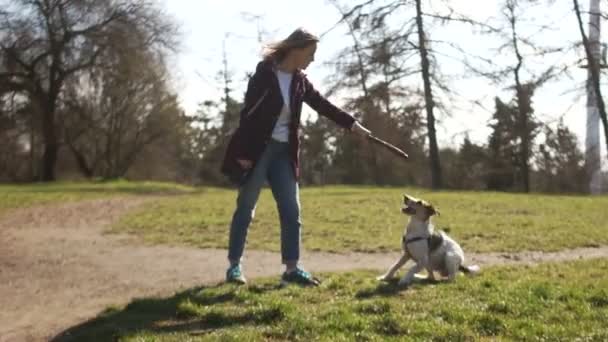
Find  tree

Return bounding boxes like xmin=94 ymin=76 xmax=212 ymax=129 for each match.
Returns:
xmin=178 ymin=101 xmax=218 ymax=184
xmin=300 ymin=116 xmax=334 ymax=185
xmin=326 ymin=1 xmax=428 ymax=186
xmin=57 ymin=2 xmax=180 ymax=180
xmin=0 ymin=0 xmax=178 ymax=181
xmin=198 ymin=98 xmax=242 ymax=185
xmin=442 ymin=136 xmax=487 ymax=190
xmin=464 ymin=0 xmax=561 ymax=192
xmin=327 ymin=0 xmax=499 ymax=188
xmin=535 ymin=120 xmax=587 ymax=193
xmin=414 ymin=0 xmax=442 ymax=189
xmin=486 ymin=97 xmax=519 ymax=191
xmin=0 ymin=91 xmax=31 ymax=181
xmin=63 ymin=65 xmax=183 ymax=179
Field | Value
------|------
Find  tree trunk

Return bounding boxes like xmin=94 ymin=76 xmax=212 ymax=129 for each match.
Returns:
xmin=574 ymin=0 xmax=608 ymax=174
xmin=68 ymin=143 xmax=94 ymax=178
xmin=512 ymin=51 xmax=530 ymax=193
xmin=515 ymin=86 xmax=531 ymax=192
xmin=574 ymin=0 xmax=606 ymax=194
xmin=40 ymin=105 xmax=57 ymax=182
xmin=415 ymin=0 xmax=442 ymax=189
xmin=29 ymin=113 xmax=37 ymax=181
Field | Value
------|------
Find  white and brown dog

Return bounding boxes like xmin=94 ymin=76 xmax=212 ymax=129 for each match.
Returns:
xmin=377 ymin=194 xmax=479 ymax=287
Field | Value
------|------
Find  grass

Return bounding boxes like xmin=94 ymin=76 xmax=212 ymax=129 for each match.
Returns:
xmin=53 ymin=258 xmax=608 ymax=341
xmin=0 ymin=180 xmax=196 ymax=215
xmin=112 ymin=186 xmax=608 ymax=253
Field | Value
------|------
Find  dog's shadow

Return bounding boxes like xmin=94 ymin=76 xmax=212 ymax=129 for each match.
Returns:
xmin=356 ymin=275 xmax=442 ymax=299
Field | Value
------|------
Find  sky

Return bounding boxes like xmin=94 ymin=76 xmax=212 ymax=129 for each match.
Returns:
xmin=163 ymin=0 xmax=607 ymax=163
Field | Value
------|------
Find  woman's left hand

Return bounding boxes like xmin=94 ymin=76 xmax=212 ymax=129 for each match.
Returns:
xmin=351 ymin=121 xmax=371 ymax=137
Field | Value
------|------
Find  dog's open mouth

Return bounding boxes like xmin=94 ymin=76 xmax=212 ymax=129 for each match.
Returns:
xmin=402 ymin=206 xmax=416 ymax=215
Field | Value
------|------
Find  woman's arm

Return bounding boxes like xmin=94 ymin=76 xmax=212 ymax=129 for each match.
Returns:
xmin=302 ymin=76 xmax=357 ymax=129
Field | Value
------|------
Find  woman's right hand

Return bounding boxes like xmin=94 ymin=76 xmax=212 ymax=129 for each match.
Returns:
xmin=351 ymin=121 xmax=371 ymax=137
xmin=237 ymin=159 xmax=253 ymax=170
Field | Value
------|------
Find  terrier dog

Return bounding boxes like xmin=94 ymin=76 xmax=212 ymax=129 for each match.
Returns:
xmin=377 ymin=194 xmax=479 ymax=287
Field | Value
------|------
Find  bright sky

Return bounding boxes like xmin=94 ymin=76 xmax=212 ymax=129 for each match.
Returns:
xmin=164 ymin=0 xmax=606 ymax=161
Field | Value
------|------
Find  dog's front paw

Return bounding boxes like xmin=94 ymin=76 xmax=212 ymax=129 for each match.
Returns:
xmin=376 ymin=274 xmax=392 ymax=282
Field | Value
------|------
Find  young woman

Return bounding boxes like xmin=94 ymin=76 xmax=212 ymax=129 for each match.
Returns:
xmin=221 ymin=28 xmax=370 ymax=286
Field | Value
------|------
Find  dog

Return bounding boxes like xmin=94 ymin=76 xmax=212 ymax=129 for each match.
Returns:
xmin=377 ymin=194 xmax=480 ymax=287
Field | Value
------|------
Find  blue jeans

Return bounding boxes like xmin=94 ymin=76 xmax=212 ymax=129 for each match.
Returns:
xmin=228 ymin=139 xmax=301 ymax=264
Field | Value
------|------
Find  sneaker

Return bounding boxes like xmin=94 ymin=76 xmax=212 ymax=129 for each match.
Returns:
xmin=281 ymin=267 xmax=321 ymax=287
xmin=226 ymin=264 xmax=247 ymax=285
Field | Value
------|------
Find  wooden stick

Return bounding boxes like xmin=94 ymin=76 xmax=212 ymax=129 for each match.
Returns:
xmin=367 ymin=134 xmax=409 ymax=160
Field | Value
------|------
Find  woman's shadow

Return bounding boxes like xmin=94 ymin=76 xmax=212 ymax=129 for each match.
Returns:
xmin=51 ymin=282 xmax=284 ymax=342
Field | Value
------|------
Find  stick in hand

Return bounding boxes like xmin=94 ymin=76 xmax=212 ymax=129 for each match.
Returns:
xmin=367 ymin=134 xmax=409 ymax=160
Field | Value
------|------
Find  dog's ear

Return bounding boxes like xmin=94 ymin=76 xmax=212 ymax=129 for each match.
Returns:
xmin=428 ymin=205 xmax=440 ymax=217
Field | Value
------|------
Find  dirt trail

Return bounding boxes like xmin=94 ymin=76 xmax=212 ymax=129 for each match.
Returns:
xmin=0 ymin=197 xmax=606 ymax=342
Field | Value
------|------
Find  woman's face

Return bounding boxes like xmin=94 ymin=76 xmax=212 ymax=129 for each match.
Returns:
xmin=291 ymin=42 xmax=317 ymax=70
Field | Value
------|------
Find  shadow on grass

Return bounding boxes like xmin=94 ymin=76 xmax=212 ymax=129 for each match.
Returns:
xmin=355 ymin=277 xmax=443 ymax=299
xmin=50 ymin=283 xmax=285 ymax=342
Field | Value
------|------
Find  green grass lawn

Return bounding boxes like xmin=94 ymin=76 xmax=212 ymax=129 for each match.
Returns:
xmin=0 ymin=180 xmax=195 ymax=215
xmin=54 ymin=258 xmax=608 ymax=341
xmin=111 ymin=186 xmax=608 ymax=253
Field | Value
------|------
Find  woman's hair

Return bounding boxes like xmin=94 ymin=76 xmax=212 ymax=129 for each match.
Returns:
xmin=262 ymin=28 xmax=319 ymax=62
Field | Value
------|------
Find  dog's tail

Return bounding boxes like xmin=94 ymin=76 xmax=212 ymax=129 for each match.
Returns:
xmin=459 ymin=264 xmax=480 ymax=275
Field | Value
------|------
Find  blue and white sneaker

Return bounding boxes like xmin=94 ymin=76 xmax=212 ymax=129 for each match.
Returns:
xmin=281 ymin=267 xmax=321 ymax=287
xmin=226 ymin=264 xmax=247 ymax=285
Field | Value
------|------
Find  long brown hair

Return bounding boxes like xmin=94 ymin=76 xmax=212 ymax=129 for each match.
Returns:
xmin=262 ymin=28 xmax=319 ymax=63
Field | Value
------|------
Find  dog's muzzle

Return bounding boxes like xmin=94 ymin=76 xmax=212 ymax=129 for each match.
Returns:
xmin=402 ymin=206 xmax=415 ymax=215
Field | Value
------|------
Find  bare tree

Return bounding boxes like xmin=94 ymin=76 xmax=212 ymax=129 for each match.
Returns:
xmin=0 ymin=90 xmax=31 ymax=181
xmin=458 ymin=0 xmax=565 ymax=192
xmin=326 ymin=0 xmax=495 ymax=189
xmin=506 ymin=0 xmax=535 ymax=192
xmin=328 ymin=0 xmax=371 ymax=100
xmin=0 ymin=0 xmax=177 ymax=181
xmin=415 ymin=0 xmax=442 ymax=189
xmin=325 ymin=1 xmax=443 ymax=186
xmin=61 ymin=12 xmax=180 ymax=179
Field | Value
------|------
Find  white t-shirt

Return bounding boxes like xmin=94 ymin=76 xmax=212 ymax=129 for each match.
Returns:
xmin=271 ymin=69 xmax=293 ymax=142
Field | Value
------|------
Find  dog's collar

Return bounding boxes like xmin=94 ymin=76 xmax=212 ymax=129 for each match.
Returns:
xmin=403 ymin=231 xmax=444 ymax=251
xmin=403 ymin=236 xmax=428 ymax=245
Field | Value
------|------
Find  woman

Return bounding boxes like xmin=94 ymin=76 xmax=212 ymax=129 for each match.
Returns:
xmin=221 ymin=28 xmax=370 ymax=286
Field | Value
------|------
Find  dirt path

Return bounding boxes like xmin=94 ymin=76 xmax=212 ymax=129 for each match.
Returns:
xmin=1 ymin=197 xmax=607 ymax=342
